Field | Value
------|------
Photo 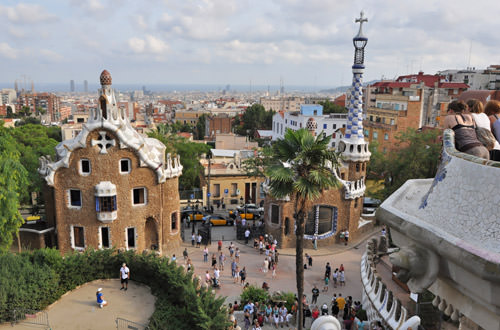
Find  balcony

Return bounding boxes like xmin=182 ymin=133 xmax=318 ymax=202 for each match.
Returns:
xmin=97 ymin=211 xmax=117 ymax=223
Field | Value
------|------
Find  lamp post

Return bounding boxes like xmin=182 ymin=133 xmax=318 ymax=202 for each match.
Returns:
xmin=206 ymin=151 xmax=212 ymax=213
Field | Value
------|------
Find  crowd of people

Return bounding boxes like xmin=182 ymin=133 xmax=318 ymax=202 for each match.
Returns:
xmin=444 ymin=99 xmax=500 ymax=161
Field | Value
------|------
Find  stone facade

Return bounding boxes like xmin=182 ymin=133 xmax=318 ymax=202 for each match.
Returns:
xmin=40 ymin=71 xmax=182 ymax=254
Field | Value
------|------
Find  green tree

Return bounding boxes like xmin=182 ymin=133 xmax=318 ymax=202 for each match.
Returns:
xmin=195 ymin=114 xmax=207 ymax=140
xmin=8 ymin=124 xmax=58 ymax=203
xmin=265 ymin=128 xmax=341 ymax=330
xmin=241 ymin=146 xmax=273 ymax=178
xmin=369 ymin=128 xmax=441 ymax=200
xmin=147 ymin=130 xmax=211 ymax=190
xmin=0 ymin=127 xmax=28 ymax=253
xmin=318 ymin=100 xmax=347 ymax=114
xmin=234 ymin=104 xmax=273 ymax=137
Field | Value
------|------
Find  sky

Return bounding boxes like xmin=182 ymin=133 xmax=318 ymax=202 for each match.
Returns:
xmin=1 ymin=0 xmax=500 ymax=89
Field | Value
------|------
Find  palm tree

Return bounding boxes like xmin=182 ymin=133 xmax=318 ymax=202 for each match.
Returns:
xmin=266 ymin=128 xmax=341 ymax=330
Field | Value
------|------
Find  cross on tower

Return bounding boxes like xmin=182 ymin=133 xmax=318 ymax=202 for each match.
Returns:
xmin=91 ymin=131 xmax=116 ymax=154
xmin=355 ymin=11 xmax=368 ymax=35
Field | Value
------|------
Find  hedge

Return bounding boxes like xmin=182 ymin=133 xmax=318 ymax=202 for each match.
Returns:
xmin=0 ymin=248 xmax=230 ymax=329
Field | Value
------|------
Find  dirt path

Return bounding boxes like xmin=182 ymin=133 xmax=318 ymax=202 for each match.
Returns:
xmin=0 ymin=279 xmax=155 ymax=330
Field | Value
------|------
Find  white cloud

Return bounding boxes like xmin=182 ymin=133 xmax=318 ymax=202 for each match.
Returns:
xmin=0 ymin=3 xmax=57 ymax=24
xmin=0 ymin=43 xmax=17 ymax=59
xmin=128 ymin=35 xmax=168 ymax=55
xmin=39 ymin=49 xmax=64 ymax=62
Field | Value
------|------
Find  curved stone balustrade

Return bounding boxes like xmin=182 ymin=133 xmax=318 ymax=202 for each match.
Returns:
xmin=332 ymin=169 xmax=366 ymax=200
xmin=375 ymin=128 xmax=500 ymax=330
xmin=360 ymin=239 xmax=421 ymax=329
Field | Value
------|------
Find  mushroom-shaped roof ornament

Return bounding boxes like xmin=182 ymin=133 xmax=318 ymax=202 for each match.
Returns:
xmin=100 ymin=70 xmax=112 ymax=86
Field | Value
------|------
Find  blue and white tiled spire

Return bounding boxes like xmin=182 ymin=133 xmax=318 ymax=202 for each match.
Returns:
xmin=339 ymin=11 xmax=371 ymax=162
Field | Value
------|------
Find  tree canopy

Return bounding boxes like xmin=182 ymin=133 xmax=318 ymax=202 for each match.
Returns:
xmin=318 ymin=100 xmax=347 ymax=114
xmin=148 ymin=126 xmax=211 ymax=190
xmin=0 ymin=126 xmax=28 ymax=253
xmin=367 ymin=128 xmax=441 ymax=200
xmin=233 ymin=104 xmax=273 ymax=138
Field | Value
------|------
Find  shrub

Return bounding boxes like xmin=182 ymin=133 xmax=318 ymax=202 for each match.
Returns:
xmin=271 ymin=291 xmax=296 ymax=311
xmin=240 ymin=285 xmax=270 ymax=306
xmin=0 ymin=248 xmax=230 ymax=329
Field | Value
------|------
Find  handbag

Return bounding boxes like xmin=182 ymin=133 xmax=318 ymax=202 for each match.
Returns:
xmin=475 ymin=127 xmax=496 ymax=151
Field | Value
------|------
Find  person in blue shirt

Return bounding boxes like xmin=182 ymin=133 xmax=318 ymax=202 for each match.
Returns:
xmin=96 ymin=288 xmax=108 ymax=308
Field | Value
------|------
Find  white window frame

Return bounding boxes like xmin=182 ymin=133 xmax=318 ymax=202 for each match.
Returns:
xmin=99 ymin=226 xmax=111 ymax=249
xmin=79 ymin=159 xmax=91 ymax=176
xmin=126 ymin=227 xmax=137 ymax=250
xmin=67 ymin=189 xmax=82 ymax=209
xmin=70 ymin=225 xmax=85 ymax=251
xmin=132 ymin=187 xmax=147 ymax=206
xmin=119 ymin=158 xmax=131 ymax=174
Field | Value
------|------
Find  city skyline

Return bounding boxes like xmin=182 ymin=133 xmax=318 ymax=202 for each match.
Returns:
xmin=1 ymin=0 xmax=500 ymax=88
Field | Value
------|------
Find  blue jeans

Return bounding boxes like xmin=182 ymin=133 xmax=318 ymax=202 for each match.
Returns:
xmin=204 ymin=254 xmax=208 ymax=262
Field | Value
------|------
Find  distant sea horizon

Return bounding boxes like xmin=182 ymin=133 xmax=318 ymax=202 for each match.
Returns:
xmin=0 ymin=82 xmax=337 ymax=93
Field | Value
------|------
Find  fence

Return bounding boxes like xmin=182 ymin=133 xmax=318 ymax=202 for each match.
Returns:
xmin=10 ymin=309 xmax=51 ymax=329
xmin=116 ymin=317 xmax=149 ymax=330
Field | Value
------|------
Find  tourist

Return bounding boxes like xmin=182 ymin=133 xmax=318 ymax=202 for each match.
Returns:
xmin=311 ymin=306 xmax=320 ymax=321
xmin=279 ymin=304 xmax=288 ymax=326
xmin=262 ymin=258 xmax=269 ymax=273
xmin=253 ymin=320 xmax=262 ymax=330
xmin=171 ymin=254 xmax=177 ymax=263
xmin=245 ymin=228 xmax=251 ymax=244
xmin=218 ymin=239 xmax=223 ymax=252
xmin=331 ymin=300 xmax=339 ymax=317
xmin=323 ymin=273 xmax=329 ymax=292
xmin=205 ymin=270 xmax=211 ymax=284
xmin=96 ymin=288 xmax=108 ymax=308
xmin=119 ymin=263 xmax=130 ymax=291
xmin=186 ymin=258 xmax=193 ymax=272
xmin=264 ymin=304 xmax=272 ymax=324
xmin=240 ymin=267 xmax=247 ymax=285
xmin=183 ymin=248 xmax=188 ymax=262
xmin=253 ymin=238 xmax=258 ymax=250
xmin=271 ymin=262 xmax=276 ymax=279
xmin=484 ymin=100 xmax=500 ymax=159
xmin=336 ymin=294 xmax=346 ymax=317
xmin=311 ymin=285 xmax=320 ymax=304
xmin=219 ymin=252 xmax=226 ymax=271
xmin=444 ymin=100 xmax=489 ymax=159
xmin=262 ymin=281 xmax=270 ymax=291
xmin=229 ymin=242 xmax=235 ymax=257
xmin=211 ymin=253 xmax=217 ymax=267
xmin=231 ymin=259 xmax=238 ymax=278
xmin=340 ymin=270 xmax=346 ymax=286
xmin=325 ymin=262 xmax=332 ymax=280
xmin=340 ymin=264 xmax=345 ymax=272
xmin=235 ymin=247 xmax=240 ymax=262
xmin=308 ymin=254 xmax=313 ymax=268
xmin=344 ymin=230 xmax=350 ymax=245
xmin=203 ymin=246 xmax=209 ymax=262
xmin=213 ymin=267 xmax=220 ymax=287
xmin=197 ymin=234 xmax=202 ymax=247
xmin=470 ymin=99 xmax=500 ymax=159
xmin=272 ymin=305 xmax=280 ymax=328
xmin=191 ymin=233 xmax=196 ymax=246
xmin=333 ymin=268 xmax=339 ymax=288
xmin=381 ymin=227 xmax=386 ymax=237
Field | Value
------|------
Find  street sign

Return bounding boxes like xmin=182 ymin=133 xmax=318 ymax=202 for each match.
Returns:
xmin=207 ymin=193 xmax=211 ymax=197
xmin=190 ymin=194 xmax=194 ymax=199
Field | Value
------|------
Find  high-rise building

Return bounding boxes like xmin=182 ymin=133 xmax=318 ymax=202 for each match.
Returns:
xmin=70 ymin=80 xmax=75 ymax=92
xmin=83 ymin=80 xmax=88 ymax=93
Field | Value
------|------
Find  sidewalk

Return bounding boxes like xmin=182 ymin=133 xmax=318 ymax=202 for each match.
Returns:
xmin=276 ymin=226 xmax=381 ymax=257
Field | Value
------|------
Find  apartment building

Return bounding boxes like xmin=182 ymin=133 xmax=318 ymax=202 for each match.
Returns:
xmin=260 ymin=96 xmax=304 ymax=112
xmin=364 ymin=72 xmax=468 ymax=152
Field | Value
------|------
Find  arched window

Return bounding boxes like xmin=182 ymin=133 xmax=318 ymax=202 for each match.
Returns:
xmin=284 ymin=217 xmax=290 ymax=236
xmin=100 ymin=97 xmax=107 ymax=119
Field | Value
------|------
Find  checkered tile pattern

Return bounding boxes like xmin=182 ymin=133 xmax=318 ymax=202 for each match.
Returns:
xmin=345 ymin=72 xmax=365 ymax=139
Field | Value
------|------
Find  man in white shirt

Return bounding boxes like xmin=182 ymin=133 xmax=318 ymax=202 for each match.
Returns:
xmin=213 ymin=267 xmax=220 ymax=286
xmin=120 ymin=263 xmax=130 ymax=291
xmin=245 ymin=228 xmax=251 ymax=244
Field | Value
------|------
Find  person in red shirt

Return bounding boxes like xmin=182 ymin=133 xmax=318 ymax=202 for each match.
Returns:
xmin=218 ymin=239 xmax=222 ymax=251
xmin=311 ymin=306 xmax=320 ymax=320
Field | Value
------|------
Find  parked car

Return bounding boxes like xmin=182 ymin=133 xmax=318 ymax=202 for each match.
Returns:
xmin=362 ymin=197 xmax=381 ymax=216
xmin=181 ymin=207 xmax=206 ymax=221
xmin=204 ymin=215 xmax=234 ymax=226
xmin=229 ymin=210 xmax=258 ymax=220
xmin=236 ymin=204 xmax=264 ymax=216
